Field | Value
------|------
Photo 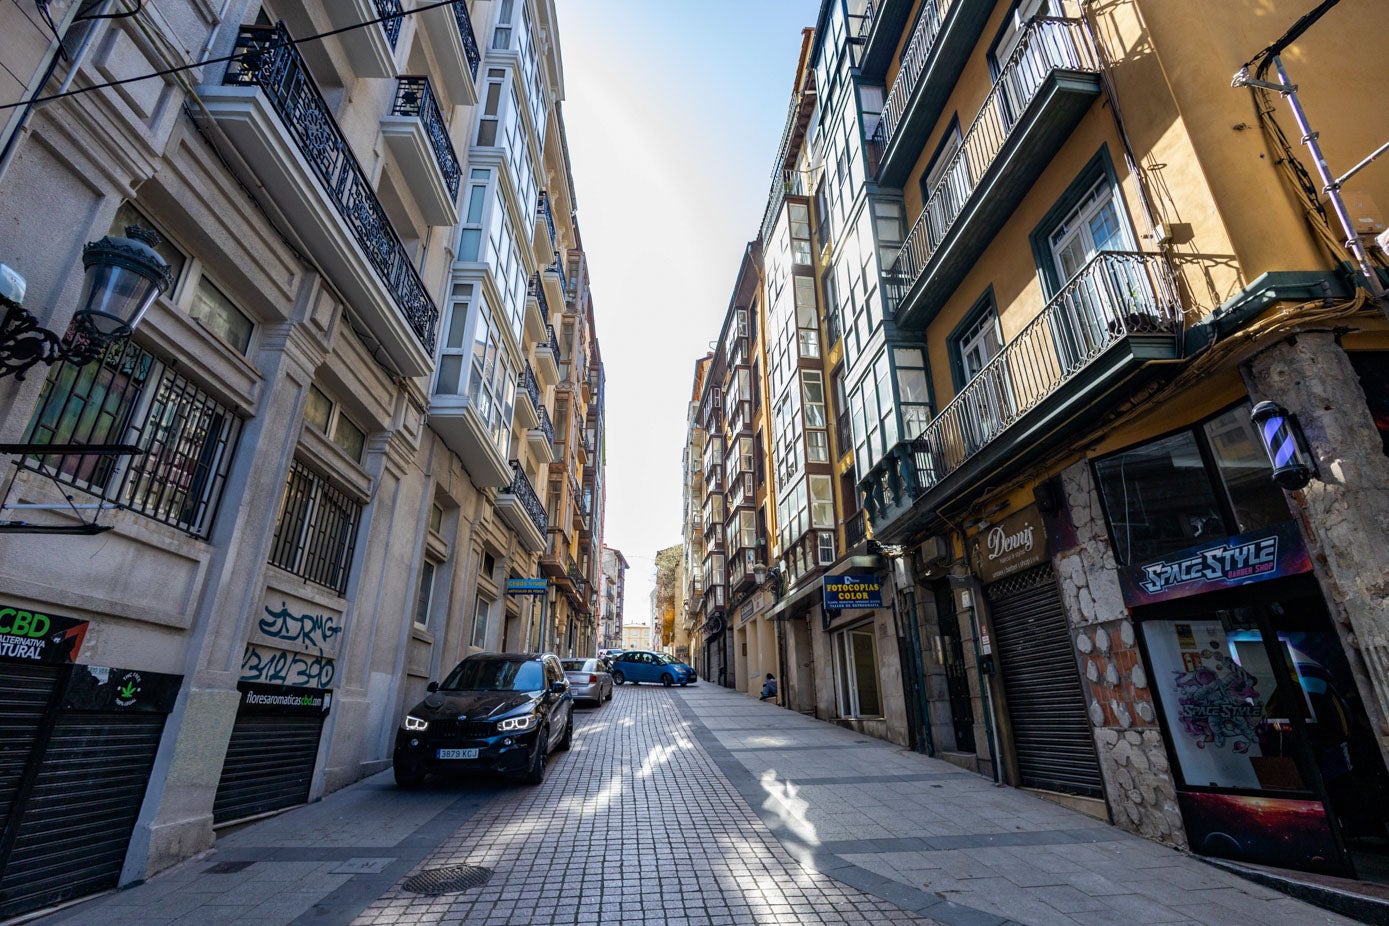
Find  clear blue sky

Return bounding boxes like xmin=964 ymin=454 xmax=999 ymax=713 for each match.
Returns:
xmin=557 ymin=0 xmax=819 ymax=628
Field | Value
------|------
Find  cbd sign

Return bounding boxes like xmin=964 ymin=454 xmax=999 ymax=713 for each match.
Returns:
xmin=0 ymin=607 xmax=52 ymax=638
xmin=0 ymin=603 xmax=88 ymax=664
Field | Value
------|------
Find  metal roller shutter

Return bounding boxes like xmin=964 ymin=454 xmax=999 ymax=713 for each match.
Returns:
xmin=0 ymin=711 xmax=166 ymax=919
xmin=987 ymin=563 xmax=1103 ymax=798
xmin=213 ymin=712 xmax=325 ymax=824
xmin=0 ymin=664 xmax=62 ymax=838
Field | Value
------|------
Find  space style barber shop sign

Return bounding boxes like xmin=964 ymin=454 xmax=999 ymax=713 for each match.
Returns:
xmin=1119 ymin=521 xmax=1312 ymax=608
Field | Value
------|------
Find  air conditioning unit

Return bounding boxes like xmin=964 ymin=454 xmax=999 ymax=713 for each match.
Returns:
xmin=915 ymin=535 xmax=950 ymax=575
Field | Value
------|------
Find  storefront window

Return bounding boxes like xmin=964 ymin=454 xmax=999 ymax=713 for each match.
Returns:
xmin=1094 ymin=431 xmax=1223 ymax=564
xmin=833 ymin=624 xmax=882 ymax=717
xmin=1094 ymin=403 xmax=1288 ymax=564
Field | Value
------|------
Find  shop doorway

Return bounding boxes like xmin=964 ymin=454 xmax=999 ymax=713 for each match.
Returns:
xmin=1139 ymin=577 xmax=1389 ymax=877
xmin=933 ymin=582 xmax=976 ymax=753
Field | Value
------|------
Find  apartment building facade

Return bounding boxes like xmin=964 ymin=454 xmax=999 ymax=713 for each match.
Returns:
xmin=0 ymin=0 xmax=607 ymax=915
xmin=684 ymin=0 xmax=1389 ymax=881
xmin=599 ymin=546 xmax=628 ymax=650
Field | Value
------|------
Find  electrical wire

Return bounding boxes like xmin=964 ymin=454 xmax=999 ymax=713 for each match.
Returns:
xmin=0 ymin=0 xmax=466 ymax=112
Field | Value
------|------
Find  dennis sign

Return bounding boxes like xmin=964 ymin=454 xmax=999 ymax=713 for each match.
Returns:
xmin=823 ymin=574 xmax=882 ymax=610
xmin=971 ymin=505 xmax=1048 ymax=583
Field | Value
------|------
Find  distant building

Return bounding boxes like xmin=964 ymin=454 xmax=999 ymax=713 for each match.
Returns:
xmin=622 ymin=623 xmax=652 ymax=652
xmin=598 ymin=547 xmax=629 ymax=649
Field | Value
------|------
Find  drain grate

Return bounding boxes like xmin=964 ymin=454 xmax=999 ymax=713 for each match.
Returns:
xmin=205 ymin=861 xmax=254 ymax=874
xmin=401 ymin=865 xmax=493 ymax=895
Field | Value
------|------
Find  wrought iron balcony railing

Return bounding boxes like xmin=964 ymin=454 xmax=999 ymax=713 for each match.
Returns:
xmin=568 ymin=563 xmax=586 ymax=596
xmin=844 ymin=510 xmax=868 ymax=548
xmin=880 ymin=0 xmax=950 ymax=149
xmin=534 ymin=404 xmax=554 ymax=447
xmin=528 ymin=272 xmax=551 ymax=319
xmin=392 ymin=76 xmax=461 ymax=201
xmin=519 ymin=361 xmax=540 ymax=408
xmin=888 ymin=19 xmax=1099 ymax=312
xmin=373 ymin=0 xmax=403 ymax=49
xmin=537 ymin=191 xmax=557 ymax=251
xmin=505 ymin=460 xmax=548 ymax=535
xmin=899 ymin=252 xmax=1181 ymax=496
xmin=544 ymin=323 xmax=559 ymax=357
xmin=448 ymin=0 xmax=482 ymax=80
xmin=547 ymin=253 xmax=569 ymax=300
xmin=226 ymin=24 xmax=439 ymax=352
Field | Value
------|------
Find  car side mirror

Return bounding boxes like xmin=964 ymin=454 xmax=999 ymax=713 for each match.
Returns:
xmin=426 ymin=681 xmax=439 ymax=693
xmin=549 ymin=680 xmax=567 ymax=695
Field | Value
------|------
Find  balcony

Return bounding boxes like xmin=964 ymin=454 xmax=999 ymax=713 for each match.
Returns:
xmin=534 ymin=192 xmax=557 ymax=265
xmin=201 ymin=25 xmax=438 ymax=375
xmin=380 ymin=76 xmax=461 ymax=225
xmin=888 ymin=18 xmax=1102 ymax=333
xmin=858 ymin=0 xmax=913 ymax=80
xmin=875 ymin=0 xmax=992 ymax=188
xmin=865 ymin=252 xmax=1183 ymax=541
xmin=496 ymin=461 xmax=548 ymax=552
xmin=533 ymin=324 xmax=560 ymax=387
xmin=515 ymin=361 xmax=540 ymax=428
xmin=567 ymin=564 xmax=587 ymax=599
xmin=324 ymin=0 xmax=399 ymax=78
xmin=524 ymin=272 xmax=550 ymax=343
xmin=415 ymin=0 xmax=481 ymax=106
xmin=541 ymin=253 xmax=567 ymax=311
xmin=542 ymin=533 xmax=574 ymax=579
xmin=528 ymin=405 xmax=556 ymax=464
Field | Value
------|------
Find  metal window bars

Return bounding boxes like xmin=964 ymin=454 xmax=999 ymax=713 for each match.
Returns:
xmin=392 ymin=76 xmax=461 ymax=202
xmin=268 ymin=459 xmax=362 ymax=594
xmin=15 ymin=339 xmax=241 ymax=538
xmin=888 ymin=19 xmax=1101 ymax=309
xmin=226 ymin=24 xmax=439 ymax=352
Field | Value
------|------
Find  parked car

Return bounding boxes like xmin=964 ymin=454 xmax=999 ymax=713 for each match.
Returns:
xmin=393 ymin=652 xmax=573 ymax=787
xmin=562 ymin=657 xmax=613 ymax=704
xmin=609 ymin=651 xmax=697 ymax=687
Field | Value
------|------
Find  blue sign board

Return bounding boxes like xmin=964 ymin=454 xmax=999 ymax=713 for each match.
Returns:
xmin=822 ymin=574 xmax=882 ymax=610
xmin=506 ymin=578 xmax=548 ymax=596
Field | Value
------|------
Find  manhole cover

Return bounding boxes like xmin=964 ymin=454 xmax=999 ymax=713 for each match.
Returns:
xmin=401 ymin=865 xmax=493 ymax=895
xmin=205 ymin=861 xmax=254 ymax=874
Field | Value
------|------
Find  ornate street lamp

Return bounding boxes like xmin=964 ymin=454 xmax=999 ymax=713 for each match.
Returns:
xmin=0 ymin=226 xmax=172 ymax=381
xmin=1250 ymin=400 xmax=1317 ymax=490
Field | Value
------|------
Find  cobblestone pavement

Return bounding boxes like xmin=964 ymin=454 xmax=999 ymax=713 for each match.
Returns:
xmin=36 ymin=683 xmax=1363 ymax=926
xmin=353 ymin=683 xmax=941 ymax=926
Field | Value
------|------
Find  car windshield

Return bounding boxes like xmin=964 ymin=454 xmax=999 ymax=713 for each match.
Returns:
xmin=657 ymin=654 xmax=681 ymax=665
xmin=561 ymin=659 xmax=592 ymax=672
xmin=441 ymin=658 xmax=544 ymax=691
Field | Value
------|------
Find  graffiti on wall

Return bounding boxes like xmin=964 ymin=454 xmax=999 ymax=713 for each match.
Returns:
xmin=259 ymin=601 xmax=342 ymax=650
xmin=240 ymin=643 xmax=336 ymax=688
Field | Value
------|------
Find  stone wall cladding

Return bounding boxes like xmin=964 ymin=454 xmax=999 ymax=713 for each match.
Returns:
xmin=1057 ymin=461 xmax=1188 ymax=848
xmin=1244 ymin=335 xmax=1389 ymax=763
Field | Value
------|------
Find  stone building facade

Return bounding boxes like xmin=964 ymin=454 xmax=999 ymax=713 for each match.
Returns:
xmin=0 ymin=0 xmax=606 ymax=916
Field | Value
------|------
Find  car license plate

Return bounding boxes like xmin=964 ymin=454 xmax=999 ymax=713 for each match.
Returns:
xmin=437 ymin=748 xmax=478 ymax=760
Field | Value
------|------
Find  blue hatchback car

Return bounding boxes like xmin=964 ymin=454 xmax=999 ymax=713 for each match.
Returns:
xmin=610 ymin=651 xmax=697 ymax=687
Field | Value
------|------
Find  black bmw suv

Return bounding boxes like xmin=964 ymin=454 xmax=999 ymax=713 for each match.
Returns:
xmin=393 ymin=652 xmax=573 ymax=786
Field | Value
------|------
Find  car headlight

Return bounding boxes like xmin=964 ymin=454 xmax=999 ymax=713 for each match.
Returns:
xmin=496 ymin=714 xmax=538 ymax=733
xmin=402 ymin=715 xmax=429 ymax=731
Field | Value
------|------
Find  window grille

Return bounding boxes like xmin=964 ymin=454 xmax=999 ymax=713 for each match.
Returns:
xmin=21 ymin=339 xmax=241 ymax=537
xmin=268 ymin=460 xmax=362 ymax=594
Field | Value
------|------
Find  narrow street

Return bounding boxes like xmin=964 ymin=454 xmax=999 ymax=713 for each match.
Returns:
xmin=34 ymin=685 xmax=1354 ymax=926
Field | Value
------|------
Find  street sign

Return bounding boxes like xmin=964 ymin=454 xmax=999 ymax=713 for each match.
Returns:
xmin=506 ymin=578 xmax=548 ymax=596
xmin=822 ymin=574 xmax=882 ymax=609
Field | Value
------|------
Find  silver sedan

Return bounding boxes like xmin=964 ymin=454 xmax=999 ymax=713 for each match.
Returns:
xmin=561 ymin=658 xmax=613 ymax=705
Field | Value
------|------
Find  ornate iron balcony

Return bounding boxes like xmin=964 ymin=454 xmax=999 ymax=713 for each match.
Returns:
xmin=226 ymin=24 xmax=438 ymax=352
xmin=534 ymin=404 xmax=554 ymax=447
xmin=373 ymin=0 xmax=403 ymax=49
xmin=537 ymin=192 xmax=557 ymax=251
xmin=449 ymin=0 xmax=482 ymax=81
xmin=568 ymin=563 xmax=586 ymax=595
xmin=519 ymin=361 xmax=540 ymax=408
xmin=888 ymin=18 xmax=1100 ymax=312
xmin=529 ymin=272 xmax=551 ymax=318
xmin=547 ymin=253 xmax=568 ymax=298
xmin=505 ymin=460 xmax=548 ymax=535
xmin=392 ymin=76 xmax=460 ymax=201
xmin=880 ymin=0 xmax=949 ymax=149
xmin=544 ymin=323 xmax=559 ymax=357
xmin=872 ymin=252 xmax=1181 ymax=517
